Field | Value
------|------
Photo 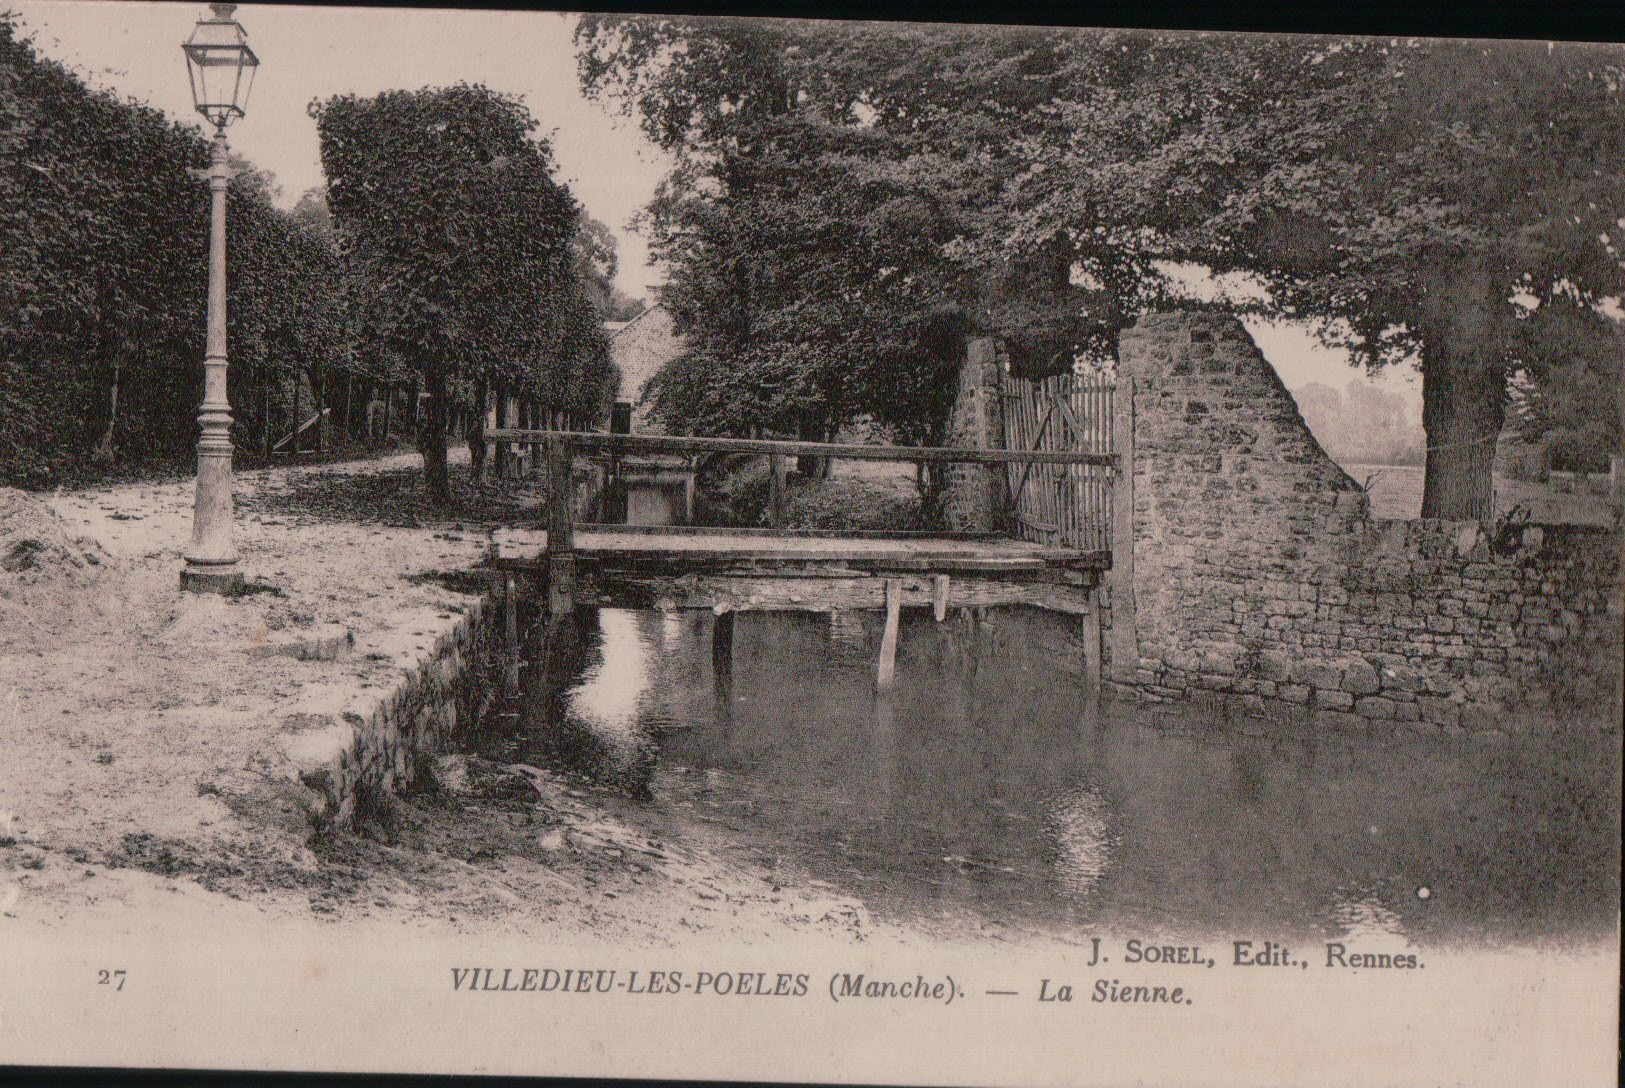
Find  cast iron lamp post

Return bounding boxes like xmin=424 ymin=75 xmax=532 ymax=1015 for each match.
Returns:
xmin=179 ymin=2 xmax=258 ymax=593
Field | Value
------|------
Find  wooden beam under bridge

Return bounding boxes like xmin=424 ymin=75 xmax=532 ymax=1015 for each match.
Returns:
xmin=563 ymin=568 xmax=1100 ymax=615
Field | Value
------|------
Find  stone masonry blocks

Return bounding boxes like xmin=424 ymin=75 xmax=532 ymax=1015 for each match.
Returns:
xmin=1111 ymin=310 xmax=1620 ymax=736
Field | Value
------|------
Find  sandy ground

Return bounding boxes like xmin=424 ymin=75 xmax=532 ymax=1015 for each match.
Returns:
xmin=0 ymin=451 xmax=965 ymax=955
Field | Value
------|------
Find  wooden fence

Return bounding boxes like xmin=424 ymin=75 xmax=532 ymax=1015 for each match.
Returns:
xmin=999 ymin=370 xmax=1117 ymax=552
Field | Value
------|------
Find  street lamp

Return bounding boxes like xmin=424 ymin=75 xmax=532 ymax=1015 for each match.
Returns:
xmin=179 ymin=3 xmax=258 ymax=593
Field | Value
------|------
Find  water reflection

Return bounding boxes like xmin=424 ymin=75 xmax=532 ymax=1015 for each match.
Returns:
xmin=1049 ymin=785 xmax=1112 ymax=897
xmin=567 ymin=608 xmax=650 ymax=752
xmin=489 ymin=603 xmax=1620 ymax=948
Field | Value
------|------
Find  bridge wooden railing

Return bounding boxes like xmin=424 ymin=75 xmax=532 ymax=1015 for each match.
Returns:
xmin=486 ymin=428 xmax=1118 ymax=466
xmin=484 ymin=428 xmax=1119 ymax=620
xmin=486 ymin=429 xmax=1117 ymax=528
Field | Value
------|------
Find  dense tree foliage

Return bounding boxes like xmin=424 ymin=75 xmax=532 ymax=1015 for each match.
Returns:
xmin=311 ymin=84 xmax=615 ymax=500
xmin=575 ymin=19 xmax=1330 ymax=444
xmin=575 ymin=211 xmax=646 ymax=322
xmin=1506 ymin=310 xmax=1624 ymax=473
xmin=579 ymin=16 xmax=1623 ymax=517
xmin=579 ymin=17 xmax=1023 ymax=447
xmin=1 ymin=14 xmax=363 ymax=486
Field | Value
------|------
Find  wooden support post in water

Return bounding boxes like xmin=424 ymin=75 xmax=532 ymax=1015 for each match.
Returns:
xmin=877 ymin=578 xmax=902 ymax=691
xmin=932 ymin=574 xmax=951 ymax=622
xmin=710 ymin=608 xmax=736 ymax=726
xmin=503 ymin=572 xmax=521 ymax=696
xmin=712 ymin=607 xmax=735 ymax=686
xmin=546 ymin=435 xmax=576 ymax=621
xmin=768 ymin=454 xmax=787 ymax=528
xmin=1081 ymin=588 xmax=1102 ymax=691
xmin=712 ymin=609 xmax=735 ymax=670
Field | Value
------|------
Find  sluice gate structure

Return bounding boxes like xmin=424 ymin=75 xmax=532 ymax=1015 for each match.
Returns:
xmin=479 ymin=428 xmax=1120 ymax=690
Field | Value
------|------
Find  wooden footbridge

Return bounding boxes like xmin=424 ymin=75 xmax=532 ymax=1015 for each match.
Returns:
xmin=480 ymin=429 xmax=1120 ymax=688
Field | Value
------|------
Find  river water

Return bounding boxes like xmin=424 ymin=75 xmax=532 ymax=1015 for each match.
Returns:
xmin=484 ymin=468 xmax=1620 ymax=949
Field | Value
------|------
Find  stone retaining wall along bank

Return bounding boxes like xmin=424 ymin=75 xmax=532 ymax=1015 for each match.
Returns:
xmin=1105 ymin=311 xmax=1621 ymax=736
xmin=278 ymin=586 xmax=507 ymax=831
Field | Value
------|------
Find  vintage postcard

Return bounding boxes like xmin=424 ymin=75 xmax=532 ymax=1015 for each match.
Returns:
xmin=2 ymin=2 xmax=1620 ymax=1083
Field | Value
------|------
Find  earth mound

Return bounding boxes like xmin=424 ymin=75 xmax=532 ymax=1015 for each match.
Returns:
xmin=0 ymin=487 xmax=108 ymax=578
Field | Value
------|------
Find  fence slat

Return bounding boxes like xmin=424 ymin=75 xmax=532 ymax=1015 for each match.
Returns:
xmin=998 ymin=367 xmax=1116 ymax=551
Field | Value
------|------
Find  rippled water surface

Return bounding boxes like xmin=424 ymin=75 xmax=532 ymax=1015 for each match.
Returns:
xmin=489 ymin=603 xmax=1620 ymax=948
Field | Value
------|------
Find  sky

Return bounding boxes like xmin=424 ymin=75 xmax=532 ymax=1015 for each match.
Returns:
xmin=10 ymin=0 xmax=1422 ymax=412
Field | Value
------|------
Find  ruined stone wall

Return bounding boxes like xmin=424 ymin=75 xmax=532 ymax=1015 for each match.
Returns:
xmin=1111 ymin=311 xmax=1621 ymax=736
xmin=942 ymin=338 xmax=1009 ymax=533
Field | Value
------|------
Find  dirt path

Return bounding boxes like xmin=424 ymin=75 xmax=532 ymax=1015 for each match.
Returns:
xmin=0 ymin=453 xmax=976 ymax=954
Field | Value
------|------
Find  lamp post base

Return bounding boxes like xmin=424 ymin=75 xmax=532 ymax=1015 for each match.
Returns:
xmin=180 ymin=566 xmax=245 ymax=595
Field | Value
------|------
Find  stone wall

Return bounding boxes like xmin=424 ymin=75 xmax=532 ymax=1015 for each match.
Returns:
xmin=942 ymin=338 xmax=1009 ymax=533
xmin=1109 ymin=311 xmax=1621 ymax=736
xmin=277 ymin=587 xmax=506 ymax=831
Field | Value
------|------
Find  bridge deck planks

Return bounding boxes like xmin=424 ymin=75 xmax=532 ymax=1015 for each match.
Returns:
xmin=486 ymin=526 xmax=1107 ymax=576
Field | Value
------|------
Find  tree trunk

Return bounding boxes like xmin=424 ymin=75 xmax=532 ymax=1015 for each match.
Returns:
xmin=315 ymin=365 xmax=327 ymax=454
xmin=468 ymin=379 xmax=489 ymax=483
xmin=796 ymin=415 xmax=825 ymax=477
xmin=93 ymin=358 xmax=120 ymax=463
xmin=419 ymin=366 xmax=451 ymax=503
xmin=1419 ymin=342 xmax=1504 ymax=521
xmin=290 ymin=373 xmax=301 ymax=454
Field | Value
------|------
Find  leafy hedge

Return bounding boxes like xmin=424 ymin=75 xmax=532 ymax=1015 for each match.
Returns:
xmin=3 ymin=14 xmax=389 ymax=487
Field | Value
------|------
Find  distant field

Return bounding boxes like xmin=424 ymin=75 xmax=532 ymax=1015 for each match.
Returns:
xmin=1343 ymin=462 xmax=1618 ymax=527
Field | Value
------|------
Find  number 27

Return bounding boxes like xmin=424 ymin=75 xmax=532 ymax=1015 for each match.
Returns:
xmin=98 ymin=969 xmax=126 ymax=991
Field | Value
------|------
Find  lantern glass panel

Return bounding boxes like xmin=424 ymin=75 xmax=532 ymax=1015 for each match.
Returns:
xmin=182 ymin=7 xmax=258 ymax=125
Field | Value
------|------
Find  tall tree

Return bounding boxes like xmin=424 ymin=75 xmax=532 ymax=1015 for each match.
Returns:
xmin=1009 ymin=34 xmax=1624 ymax=518
xmin=583 ymin=17 xmax=1623 ymax=518
xmin=578 ymin=16 xmax=1044 ymax=446
xmin=577 ymin=19 xmax=1350 ymax=442
xmin=311 ymin=84 xmax=612 ymax=499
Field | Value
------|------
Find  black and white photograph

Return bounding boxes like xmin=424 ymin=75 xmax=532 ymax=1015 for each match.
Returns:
xmin=1 ymin=2 xmax=1620 ymax=1082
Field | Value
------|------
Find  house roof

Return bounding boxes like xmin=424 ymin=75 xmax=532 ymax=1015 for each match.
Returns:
xmin=608 ymin=303 xmax=667 ymax=341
